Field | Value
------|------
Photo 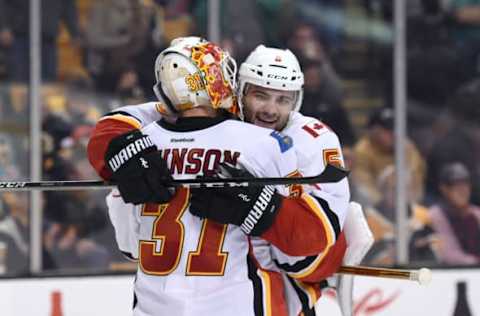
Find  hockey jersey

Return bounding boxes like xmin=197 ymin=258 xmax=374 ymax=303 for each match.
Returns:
xmin=87 ymin=102 xmax=348 ymax=316
xmin=267 ymin=111 xmax=351 ymax=315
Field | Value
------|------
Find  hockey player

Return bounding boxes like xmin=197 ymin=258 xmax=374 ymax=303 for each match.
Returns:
xmin=87 ymin=37 xmax=347 ymax=316
xmin=191 ymin=45 xmax=374 ymax=315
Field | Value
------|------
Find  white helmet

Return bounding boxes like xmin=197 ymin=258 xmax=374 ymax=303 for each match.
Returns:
xmin=153 ymin=36 xmax=238 ymax=116
xmin=238 ymin=45 xmax=304 ymax=118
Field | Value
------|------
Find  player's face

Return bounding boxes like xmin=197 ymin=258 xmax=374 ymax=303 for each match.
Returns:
xmin=242 ymin=85 xmax=296 ymax=131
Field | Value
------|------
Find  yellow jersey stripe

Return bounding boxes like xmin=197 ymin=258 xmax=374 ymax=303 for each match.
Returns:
xmin=301 ymin=193 xmax=336 ymax=247
xmin=258 ymin=270 xmax=272 ymax=316
xmin=284 ymin=193 xmax=337 ymax=279
xmin=295 ymin=280 xmax=318 ymax=308
xmin=99 ymin=114 xmax=142 ymax=129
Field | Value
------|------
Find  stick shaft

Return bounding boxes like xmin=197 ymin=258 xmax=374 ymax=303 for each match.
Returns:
xmin=337 ymin=265 xmax=413 ymax=280
xmin=0 ymin=164 xmax=348 ymax=191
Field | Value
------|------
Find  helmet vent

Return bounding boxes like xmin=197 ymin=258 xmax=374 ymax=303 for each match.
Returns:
xmin=256 ymin=71 xmax=263 ymax=76
xmin=269 ymin=64 xmax=287 ymax=69
xmin=173 ymin=63 xmax=178 ymax=68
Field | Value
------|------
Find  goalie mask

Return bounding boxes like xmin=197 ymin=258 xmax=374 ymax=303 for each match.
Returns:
xmin=238 ymin=45 xmax=304 ymax=119
xmin=153 ymin=37 xmax=238 ymax=116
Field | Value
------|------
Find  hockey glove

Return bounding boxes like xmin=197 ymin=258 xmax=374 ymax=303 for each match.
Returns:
xmin=105 ymin=130 xmax=174 ymax=204
xmin=189 ymin=163 xmax=283 ymax=236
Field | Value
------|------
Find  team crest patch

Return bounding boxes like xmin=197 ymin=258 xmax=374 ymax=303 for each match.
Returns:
xmin=270 ymin=131 xmax=293 ymax=152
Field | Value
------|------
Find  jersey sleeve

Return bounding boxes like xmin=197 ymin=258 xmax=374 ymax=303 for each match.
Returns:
xmin=87 ymin=102 xmax=162 ymax=179
xmin=108 ymin=102 xmax=164 ymax=125
xmin=299 ymin=120 xmax=350 ymax=229
xmin=261 ymin=192 xmax=341 ymax=257
xmin=270 ymin=231 xmax=346 ymax=283
xmin=106 ymin=189 xmax=141 ymax=261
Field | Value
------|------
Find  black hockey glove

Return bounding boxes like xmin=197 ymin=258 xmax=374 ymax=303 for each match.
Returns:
xmin=189 ymin=163 xmax=283 ymax=236
xmin=105 ymin=130 xmax=174 ymax=205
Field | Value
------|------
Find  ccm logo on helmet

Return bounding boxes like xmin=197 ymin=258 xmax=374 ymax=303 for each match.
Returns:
xmin=267 ymin=74 xmax=288 ymax=80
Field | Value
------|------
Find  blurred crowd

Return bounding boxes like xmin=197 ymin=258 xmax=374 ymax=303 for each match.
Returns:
xmin=1 ymin=0 xmax=480 ymax=275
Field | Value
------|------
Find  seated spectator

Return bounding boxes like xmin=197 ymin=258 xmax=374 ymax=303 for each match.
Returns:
xmin=362 ymin=165 xmax=436 ymax=265
xmin=40 ymin=107 xmax=112 ymax=271
xmin=43 ymin=189 xmax=112 ymax=271
xmin=352 ymin=107 xmax=426 ymax=206
xmin=429 ymin=162 xmax=480 ymax=265
xmin=425 ymin=83 xmax=480 ymax=205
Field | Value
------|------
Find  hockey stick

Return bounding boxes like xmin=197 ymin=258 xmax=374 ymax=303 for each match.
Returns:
xmin=0 ymin=164 xmax=348 ymax=192
xmin=337 ymin=265 xmax=432 ymax=286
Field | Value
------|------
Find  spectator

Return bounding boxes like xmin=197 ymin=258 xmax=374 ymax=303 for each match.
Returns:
xmin=429 ymin=162 xmax=480 ymax=265
xmin=287 ymin=22 xmax=329 ymax=64
xmin=0 ymin=0 xmax=81 ymax=82
xmin=193 ymin=0 xmax=293 ymax=62
xmin=286 ymin=22 xmax=354 ymax=143
xmin=425 ymin=82 xmax=480 ymax=205
xmin=294 ymin=0 xmax=346 ymax=53
xmin=362 ymin=165 xmax=436 ymax=265
xmin=287 ymin=22 xmax=347 ymax=119
xmin=40 ymin=110 xmax=112 ymax=270
xmin=300 ymin=57 xmax=355 ymax=145
xmin=43 ymin=183 xmax=112 ymax=270
xmin=84 ymin=0 xmax=156 ymax=94
xmin=449 ymin=0 xmax=480 ymax=80
xmin=343 ymin=145 xmax=371 ymax=208
xmin=352 ymin=107 xmax=426 ymax=206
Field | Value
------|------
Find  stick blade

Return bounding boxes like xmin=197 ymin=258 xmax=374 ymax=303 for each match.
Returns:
xmin=311 ymin=164 xmax=349 ymax=184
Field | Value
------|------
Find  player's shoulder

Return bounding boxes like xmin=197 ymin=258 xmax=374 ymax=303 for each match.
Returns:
xmin=225 ymin=120 xmax=294 ymax=154
xmin=101 ymin=101 xmax=164 ymax=128
xmin=285 ymin=112 xmax=340 ymax=144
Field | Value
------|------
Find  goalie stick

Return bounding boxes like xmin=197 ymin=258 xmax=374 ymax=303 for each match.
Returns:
xmin=0 ymin=164 xmax=348 ymax=192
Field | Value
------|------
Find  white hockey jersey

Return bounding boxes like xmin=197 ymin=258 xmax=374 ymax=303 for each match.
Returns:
xmin=96 ymin=112 xmax=300 ymax=316
xmin=266 ymin=111 xmax=350 ymax=315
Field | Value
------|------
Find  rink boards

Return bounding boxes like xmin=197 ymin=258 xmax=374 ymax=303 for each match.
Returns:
xmin=0 ymin=269 xmax=478 ymax=315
